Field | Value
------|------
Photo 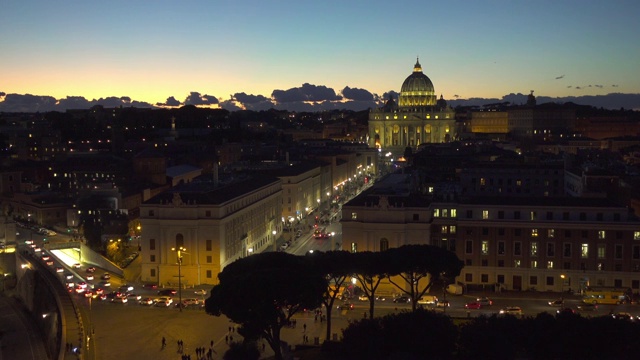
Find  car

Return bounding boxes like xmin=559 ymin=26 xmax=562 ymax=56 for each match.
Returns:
xmin=155 ymin=299 xmax=171 ymax=307
xmin=143 ymin=283 xmax=158 ymax=289
xmin=477 ymin=297 xmax=493 ymax=306
xmin=556 ymin=307 xmax=575 ymax=315
xmin=111 ymin=296 xmax=128 ymax=304
xmin=417 ymin=296 xmax=438 ymax=305
xmin=99 ymin=281 xmax=111 ymax=287
xmin=86 ymin=274 xmax=94 ymax=281
xmin=101 ymin=273 xmax=111 ymax=280
xmin=393 ymin=296 xmax=411 ymax=303
xmin=548 ymin=298 xmax=564 ymax=306
xmin=65 ymin=273 xmax=74 ymax=280
xmin=41 ymin=255 xmax=51 ymax=261
xmin=72 ymin=263 xmax=81 ymax=269
xmin=25 ymin=240 xmax=34 ymax=245
xmin=465 ymin=301 xmax=482 ymax=310
xmin=74 ymin=286 xmax=85 ymax=294
xmin=337 ymin=302 xmax=355 ymax=310
xmin=139 ymin=297 xmax=154 ymax=305
xmin=181 ymin=298 xmax=200 ymax=306
xmin=94 ymin=288 xmax=104 ymax=295
xmin=98 ymin=294 xmax=107 ymax=301
xmin=576 ymin=303 xmax=598 ymax=312
xmin=155 ymin=296 xmax=173 ymax=305
xmin=86 ymin=267 xmax=96 ymax=273
xmin=158 ymin=289 xmax=177 ymax=296
xmin=45 ymin=260 xmax=54 ymax=266
xmin=436 ymin=300 xmax=450 ymax=308
xmin=119 ymin=285 xmax=134 ymax=292
xmin=77 ymin=281 xmax=87 ymax=289
xmin=84 ymin=291 xmax=95 ymax=298
xmin=34 ymin=247 xmax=42 ymax=252
xmin=612 ymin=312 xmax=634 ymax=321
xmin=358 ymin=295 xmax=368 ymax=301
xmin=194 ymin=289 xmax=207 ymax=296
xmin=499 ymin=307 xmax=523 ymax=316
xmin=127 ymin=293 xmax=142 ymax=301
xmin=55 ymin=267 xmax=64 ymax=273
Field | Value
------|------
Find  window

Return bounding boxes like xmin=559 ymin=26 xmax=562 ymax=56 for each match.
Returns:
xmin=514 ymin=211 xmax=521 ymax=219
xmin=497 ymin=275 xmax=505 ymax=284
xmin=531 ymin=242 xmax=538 ymax=256
xmin=450 ymin=209 xmax=457 ymax=218
xmin=598 ymin=244 xmax=606 ymax=259
xmin=581 ymin=244 xmax=589 ymax=258
xmin=148 ymin=210 xmax=155 ymax=216
xmin=150 ymin=255 xmax=155 ymax=262
xmin=481 ymin=274 xmax=489 ymax=283
xmin=482 ymin=210 xmax=489 ymax=220
xmin=633 ymin=245 xmax=640 ymax=260
xmin=597 ymin=213 xmax=603 ymax=221
xmin=380 ymin=238 xmax=389 ymax=252
xmin=547 ymin=243 xmax=555 ymax=257
xmin=433 ymin=209 xmax=440 ymax=217
xmin=565 ymin=230 xmax=572 ymax=238
xmin=465 ymin=240 xmax=473 ymax=254
xmin=515 ymin=229 xmax=521 ymax=236
xmin=498 ymin=228 xmax=505 ymax=236
xmin=150 ymin=238 xmax=156 ymax=250
xmin=514 ymin=260 xmax=521 ymax=268
xmin=635 ymin=231 xmax=640 ymax=240
xmin=597 ymin=263 xmax=603 ymax=271
xmin=465 ymin=273 xmax=473 ymax=282
xmin=441 ymin=226 xmax=448 ymax=234
xmin=546 ymin=212 xmax=553 ymax=220
xmin=466 ymin=210 xmax=473 ymax=218
xmin=413 ymin=214 xmax=419 ymax=221
xmin=531 ymin=260 xmax=538 ymax=268
xmin=351 ymin=212 xmax=357 ymax=220
xmin=547 ymin=261 xmax=554 ymax=269
xmin=482 ymin=228 xmax=489 ymax=236
xmin=449 ymin=225 xmax=456 ymax=234
xmin=563 ymin=212 xmax=569 ymax=220
xmin=547 ymin=229 xmax=555 ymax=238
xmin=481 ymin=241 xmax=489 ymax=255
xmin=531 ymin=229 xmax=539 ymax=237
xmin=633 ymin=280 xmax=640 ymax=290
xmin=546 ymin=276 xmax=554 ymax=286
xmin=442 ymin=209 xmax=449 ymax=217
xmin=580 ymin=212 xmax=586 ymax=221
xmin=498 ymin=241 xmax=505 ymax=255
xmin=351 ymin=243 xmax=357 ymax=253
xmin=498 ymin=211 xmax=504 ymax=219
xmin=482 ymin=259 xmax=488 ymax=266
xmin=205 ymin=210 xmax=211 ymax=217
xmin=530 ymin=211 xmax=537 ymax=220
xmin=598 ymin=230 xmax=606 ymax=240
xmin=615 ymin=244 xmax=623 ymax=259
xmin=614 ymin=279 xmax=622 ymax=287
xmin=175 ymin=234 xmax=184 ymax=249
xmin=514 ymin=242 xmax=522 ymax=256
xmin=563 ymin=262 xmax=571 ymax=270
xmin=530 ymin=276 xmax=538 ymax=285
xmin=150 ymin=269 xmax=156 ymax=277
xmin=563 ymin=243 xmax=572 ymax=257
xmin=206 ymin=240 xmax=212 ymax=251
xmin=498 ymin=260 xmax=505 ymax=267
xmin=206 ymin=256 xmax=212 ymax=263
xmin=206 ymin=270 xmax=212 ymax=278
xmin=465 ymin=259 xmax=472 ymax=266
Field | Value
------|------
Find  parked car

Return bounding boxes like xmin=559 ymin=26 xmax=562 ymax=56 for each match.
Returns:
xmin=465 ymin=301 xmax=482 ymax=310
xmin=127 ymin=293 xmax=142 ymax=301
xmin=417 ymin=296 xmax=438 ymax=305
xmin=155 ymin=297 xmax=173 ymax=305
xmin=101 ymin=273 xmax=111 ymax=280
xmin=436 ymin=300 xmax=450 ymax=308
xmin=612 ymin=312 xmax=634 ymax=321
xmin=194 ymin=289 xmax=207 ymax=296
xmin=182 ymin=298 xmax=200 ymax=306
xmin=499 ymin=307 xmax=523 ymax=316
xmin=86 ymin=267 xmax=96 ymax=273
xmin=576 ymin=303 xmax=598 ymax=312
xmin=139 ymin=298 xmax=154 ymax=305
xmin=393 ymin=296 xmax=411 ymax=303
xmin=477 ymin=297 xmax=493 ymax=306
xmin=155 ymin=299 xmax=172 ymax=307
xmin=556 ymin=307 xmax=575 ymax=315
xmin=110 ymin=296 xmax=128 ymax=304
xmin=72 ymin=263 xmax=81 ymax=269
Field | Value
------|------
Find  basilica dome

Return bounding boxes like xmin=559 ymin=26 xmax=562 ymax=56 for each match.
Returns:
xmin=398 ymin=59 xmax=437 ymax=108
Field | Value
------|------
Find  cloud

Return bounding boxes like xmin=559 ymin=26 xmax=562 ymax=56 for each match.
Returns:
xmin=0 ymin=92 xmax=6 ymax=96
xmin=184 ymin=92 xmax=219 ymax=106
xmin=0 ymin=93 xmax=58 ymax=112
xmin=341 ymin=86 xmax=374 ymax=101
xmin=156 ymin=96 xmax=181 ymax=107
xmin=271 ymin=83 xmax=340 ymax=103
xmin=232 ymin=92 xmax=269 ymax=104
xmin=381 ymin=91 xmax=399 ymax=101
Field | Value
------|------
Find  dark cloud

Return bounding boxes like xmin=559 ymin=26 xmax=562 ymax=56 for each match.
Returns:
xmin=272 ymin=83 xmax=340 ymax=103
xmin=156 ymin=96 xmax=181 ymax=107
xmin=233 ymin=92 xmax=269 ymax=104
xmin=341 ymin=86 xmax=374 ymax=101
xmin=381 ymin=91 xmax=399 ymax=101
xmin=0 ymin=93 xmax=58 ymax=112
xmin=184 ymin=92 xmax=219 ymax=106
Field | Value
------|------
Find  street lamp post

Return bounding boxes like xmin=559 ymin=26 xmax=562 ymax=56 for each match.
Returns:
xmin=172 ymin=246 xmax=186 ymax=312
xmin=560 ymin=274 xmax=566 ymax=305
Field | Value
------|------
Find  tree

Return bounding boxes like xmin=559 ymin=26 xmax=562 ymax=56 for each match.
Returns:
xmin=306 ymin=250 xmax=355 ymax=342
xmin=385 ymin=245 xmax=464 ymax=311
xmin=205 ymin=252 xmax=327 ymax=360
xmin=352 ymin=251 xmax=390 ymax=319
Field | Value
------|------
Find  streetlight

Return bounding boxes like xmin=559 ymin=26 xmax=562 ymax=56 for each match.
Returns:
xmin=560 ymin=274 xmax=566 ymax=304
xmin=171 ymin=246 xmax=186 ymax=312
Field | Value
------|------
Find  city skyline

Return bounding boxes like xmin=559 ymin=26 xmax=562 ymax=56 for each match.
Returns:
xmin=2 ymin=1 xmax=639 ymax=111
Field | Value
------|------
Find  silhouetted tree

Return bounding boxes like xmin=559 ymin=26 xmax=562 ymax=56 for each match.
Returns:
xmin=352 ymin=251 xmax=391 ymax=319
xmin=222 ymin=341 xmax=260 ymax=360
xmin=205 ymin=252 xmax=326 ymax=360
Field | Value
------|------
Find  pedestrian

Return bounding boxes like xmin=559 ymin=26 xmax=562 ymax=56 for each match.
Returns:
xmin=303 ymin=323 xmax=307 ymax=332
xmin=225 ymin=335 xmax=228 ymax=344
xmin=230 ymin=335 xmax=234 ymax=343
xmin=228 ymin=326 xmax=232 ymax=333
xmin=162 ymin=336 xmax=166 ymax=349
xmin=210 ymin=340 xmax=214 ymax=348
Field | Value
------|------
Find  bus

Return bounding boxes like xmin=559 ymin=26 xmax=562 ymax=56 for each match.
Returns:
xmin=581 ymin=287 xmax=629 ymax=305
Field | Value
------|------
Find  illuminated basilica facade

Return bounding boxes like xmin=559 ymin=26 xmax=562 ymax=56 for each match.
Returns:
xmin=368 ymin=59 xmax=457 ymax=151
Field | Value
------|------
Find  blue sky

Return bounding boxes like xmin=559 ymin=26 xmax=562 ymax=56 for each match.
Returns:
xmin=1 ymin=0 xmax=639 ymax=106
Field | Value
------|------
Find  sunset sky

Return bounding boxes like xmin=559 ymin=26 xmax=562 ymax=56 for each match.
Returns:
xmin=2 ymin=0 xmax=639 ymax=105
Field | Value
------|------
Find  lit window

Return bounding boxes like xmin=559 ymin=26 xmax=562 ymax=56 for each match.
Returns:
xmin=531 ymin=229 xmax=538 ymax=237
xmin=442 ymin=209 xmax=449 ymax=217
xmin=547 ymin=261 xmax=554 ymax=269
xmin=514 ymin=260 xmax=521 ymax=268
xmin=530 ymin=211 xmax=537 ymax=220
xmin=482 ymin=210 xmax=489 ymax=220
xmin=531 ymin=242 xmax=538 ymax=256
xmin=635 ymin=231 xmax=640 ymax=240
xmin=597 ymin=244 xmax=605 ymax=258
xmin=441 ymin=226 xmax=448 ymax=234
xmin=481 ymin=241 xmax=489 ymax=255
xmin=433 ymin=209 xmax=440 ymax=217
xmin=480 ymin=178 xmax=486 ymax=186
xmin=531 ymin=260 xmax=538 ymax=268
xmin=516 ymin=180 xmax=522 ymax=186
xmin=548 ymin=229 xmax=555 ymax=238
xmin=581 ymin=244 xmax=589 ymax=258
xmin=450 ymin=209 xmax=457 ymax=218
xmin=449 ymin=226 xmax=456 ymax=234
xmin=428 ymin=186 xmax=434 ymax=193
xmin=351 ymin=212 xmax=357 ymax=220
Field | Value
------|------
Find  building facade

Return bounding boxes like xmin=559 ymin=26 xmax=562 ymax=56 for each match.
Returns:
xmin=368 ymin=59 xmax=457 ymax=153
